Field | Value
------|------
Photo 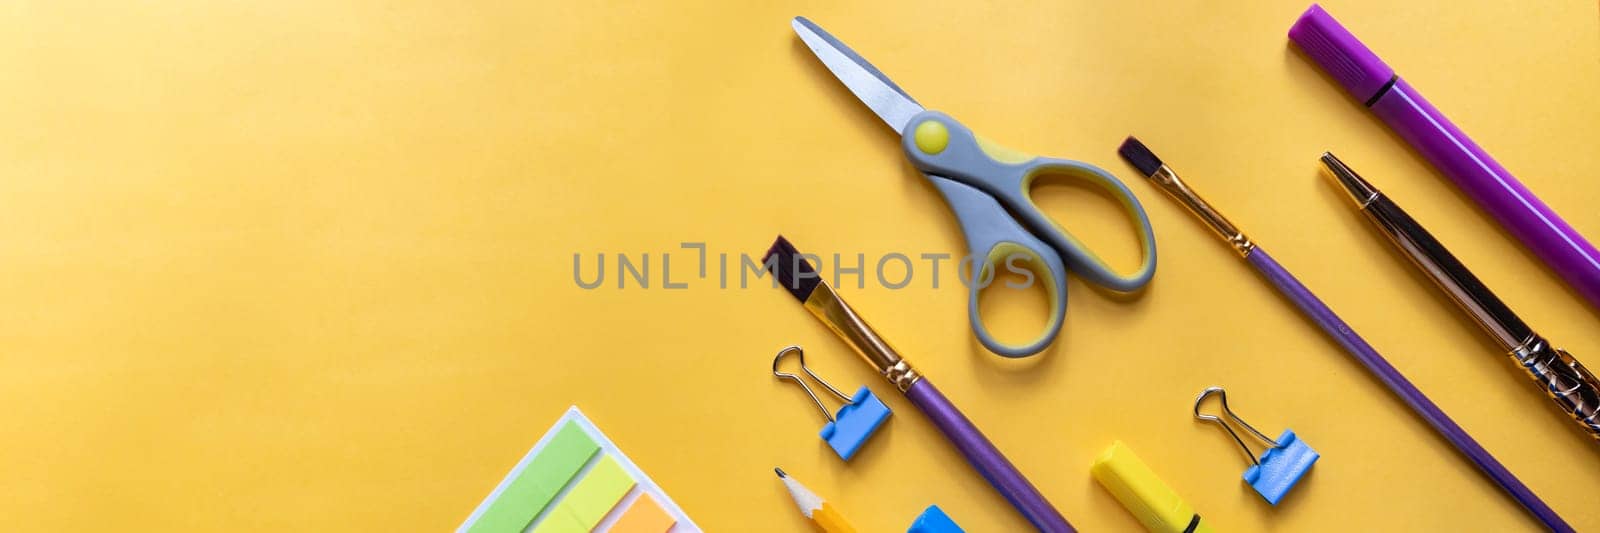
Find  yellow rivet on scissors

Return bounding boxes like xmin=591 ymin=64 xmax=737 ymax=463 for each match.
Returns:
xmin=913 ymin=120 xmax=949 ymax=155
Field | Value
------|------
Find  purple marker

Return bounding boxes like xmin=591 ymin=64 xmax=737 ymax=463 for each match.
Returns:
xmin=1289 ymin=4 xmax=1600 ymax=312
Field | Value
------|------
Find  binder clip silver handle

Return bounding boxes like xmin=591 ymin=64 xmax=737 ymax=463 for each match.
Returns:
xmin=773 ymin=345 xmax=852 ymax=422
xmin=772 ymin=345 xmax=891 ymax=461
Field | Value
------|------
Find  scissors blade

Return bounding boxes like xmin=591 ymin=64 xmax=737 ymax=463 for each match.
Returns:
xmin=792 ymin=16 xmax=925 ymax=133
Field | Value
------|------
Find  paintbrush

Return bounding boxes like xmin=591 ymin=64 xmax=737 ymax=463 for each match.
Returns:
xmin=1117 ymin=137 xmax=1570 ymax=531
xmin=763 ymin=235 xmax=1075 ymax=533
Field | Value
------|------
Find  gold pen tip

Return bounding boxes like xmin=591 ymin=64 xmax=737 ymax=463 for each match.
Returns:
xmin=1319 ymin=152 xmax=1379 ymax=206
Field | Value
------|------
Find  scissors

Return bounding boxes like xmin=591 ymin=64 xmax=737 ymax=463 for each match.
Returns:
xmin=792 ymin=17 xmax=1157 ymax=358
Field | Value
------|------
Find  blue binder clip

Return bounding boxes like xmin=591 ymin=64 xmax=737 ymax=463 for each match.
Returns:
xmin=773 ymin=345 xmax=890 ymax=461
xmin=1194 ymin=386 xmax=1319 ymax=505
xmin=907 ymin=505 xmax=964 ymax=533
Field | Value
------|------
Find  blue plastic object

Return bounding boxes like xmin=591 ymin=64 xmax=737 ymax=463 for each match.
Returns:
xmin=819 ymin=385 xmax=891 ymax=461
xmin=907 ymin=505 xmax=964 ymax=533
xmin=1244 ymin=429 xmax=1319 ymax=505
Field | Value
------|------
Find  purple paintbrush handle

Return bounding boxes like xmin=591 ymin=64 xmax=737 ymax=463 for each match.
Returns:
xmin=1371 ymin=80 xmax=1600 ymax=311
xmin=1246 ymin=248 xmax=1571 ymax=532
xmin=905 ymin=378 xmax=1074 ymax=533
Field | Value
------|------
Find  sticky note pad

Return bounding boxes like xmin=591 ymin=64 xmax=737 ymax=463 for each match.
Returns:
xmin=467 ymin=421 xmax=599 ymax=533
xmin=609 ymin=493 xmax=677 ymax=533
xmin=561 ymin=455 xmax=636 ymax=527
xmin=460 ymin=407 xmax=701 ymax=533
xmin=530 ymin=455 xmax=635 ymax=533
xmin=526 ymin=509 xmax=586 ymax=533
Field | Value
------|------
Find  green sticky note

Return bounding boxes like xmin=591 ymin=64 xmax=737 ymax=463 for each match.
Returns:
xmin=467 ymin=421 xmax=599 ymax=533
xmin=530 ymin=455 xmax=636 ymax=532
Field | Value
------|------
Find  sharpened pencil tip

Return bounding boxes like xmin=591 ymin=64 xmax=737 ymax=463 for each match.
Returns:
xmin=774 ymin=467 xmax=787 ymax=478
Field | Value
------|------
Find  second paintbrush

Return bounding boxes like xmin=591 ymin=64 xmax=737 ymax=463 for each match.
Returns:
xmin=1117 ymin=137 xmax=1570 ymax=531
xmin=1320 ymin=152 xmax=1600 ymax=440
xmin=762 ymin=235 xmax=1074 ymax=532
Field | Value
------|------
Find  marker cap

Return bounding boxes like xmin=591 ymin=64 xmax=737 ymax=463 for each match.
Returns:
xmin=1288 ymin=4 xmax=1395 ymax=103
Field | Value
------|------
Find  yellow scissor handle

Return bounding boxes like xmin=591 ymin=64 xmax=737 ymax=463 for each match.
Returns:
xmin=903 ymin=110 xmax=1157 ymax=292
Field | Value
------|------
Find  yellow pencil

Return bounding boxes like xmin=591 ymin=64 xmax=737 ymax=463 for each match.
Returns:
xmin=775 ymin=468 xmax=856 ymax=533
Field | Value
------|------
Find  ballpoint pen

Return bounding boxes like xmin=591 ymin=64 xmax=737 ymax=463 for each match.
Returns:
xmin=1321 ymin=152 xmax=1600 ymax=440
xmin=1118 ymin=137 xmax=1571 ymax=532
xmin=1289 ymin=4 xmax=1600 ymax=311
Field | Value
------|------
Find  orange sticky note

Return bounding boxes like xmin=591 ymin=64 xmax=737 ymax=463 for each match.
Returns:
xmin=608 ymin=492 xmax=676 ymax=533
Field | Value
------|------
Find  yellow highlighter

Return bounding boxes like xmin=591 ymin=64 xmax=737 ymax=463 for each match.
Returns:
xmin=1092 ymin=441 xmax=1215 ymax=533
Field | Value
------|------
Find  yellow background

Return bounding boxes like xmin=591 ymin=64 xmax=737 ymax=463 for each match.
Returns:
xmin=2 ymin=1 xmax=1598 ymax=531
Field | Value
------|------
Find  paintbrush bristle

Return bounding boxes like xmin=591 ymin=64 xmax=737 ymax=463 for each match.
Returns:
xmin=763 ymin=235 xmax=821 ymax=302
xmin=1117 ymin=136 xmax=1164 ymax=178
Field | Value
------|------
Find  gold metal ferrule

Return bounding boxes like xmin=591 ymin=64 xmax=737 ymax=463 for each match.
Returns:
xmin=802 ymin=281 xmax=922 ymax=392
xmin=1150 ymin=166 xmax=1255 ymax=256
